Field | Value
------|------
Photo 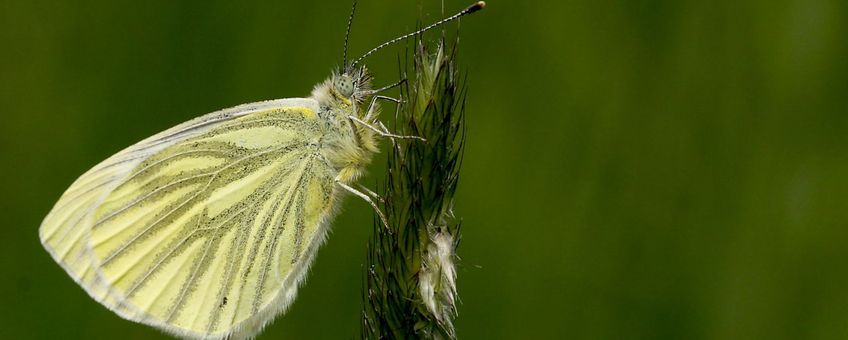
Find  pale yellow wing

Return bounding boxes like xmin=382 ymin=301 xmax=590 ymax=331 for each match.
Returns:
xmin=40 ymin=98 xmax=340 ymax=339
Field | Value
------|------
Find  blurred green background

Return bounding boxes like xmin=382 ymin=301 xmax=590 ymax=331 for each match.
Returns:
xmin=1 ymin=0 xmax=847 ymax=339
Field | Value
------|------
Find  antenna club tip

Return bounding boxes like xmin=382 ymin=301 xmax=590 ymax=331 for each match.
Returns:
xmin=467 ymin=1 xmax=486 ymax=13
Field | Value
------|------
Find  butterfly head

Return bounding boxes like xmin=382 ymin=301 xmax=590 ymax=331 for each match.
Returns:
xmin=334 ymin=74 xmax=355 ymax=98
xmin=312 ymin=67 xmax=372 ymax=111
xmin=331 ymin=66 xmax=372 ymax=102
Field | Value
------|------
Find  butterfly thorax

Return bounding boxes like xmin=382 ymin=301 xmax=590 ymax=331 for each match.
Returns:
xmin=311 ymin=72 xmax=379 ymax=185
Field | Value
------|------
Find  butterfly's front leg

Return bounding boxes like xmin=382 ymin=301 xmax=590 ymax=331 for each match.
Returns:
xmin=347 ymin=115 xmax=426 ymax=142
xmin=363 ymin=95 xmax=400 ymax=122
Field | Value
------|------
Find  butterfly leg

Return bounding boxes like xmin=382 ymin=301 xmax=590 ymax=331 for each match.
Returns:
xmin=336 ymin=179 xmax=392 ymax=233
xmin=357 ymin=183 xmax=385 ymax=203
xmin=363 ymin=95 xmax=400 ymax=121
xmin=365 ymin=95 xmax=405 ymax=138
xmin=361 ymin=96 xmax=400 ymax=147
xmin=348 ymin=115 xmax=426 ymax=142
xmin=376 ymin=121 xmax=397 ymax=148
xmin=364 ymin=78 xmax=407 ymax=97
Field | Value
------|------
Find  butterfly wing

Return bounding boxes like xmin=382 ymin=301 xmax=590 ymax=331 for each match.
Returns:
xmin=40 ymin=98 xmax=340 ymax=338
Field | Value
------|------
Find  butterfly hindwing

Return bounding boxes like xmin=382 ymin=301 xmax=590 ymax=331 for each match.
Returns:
xmin=40 ymin=98 xmax=339 ymax=338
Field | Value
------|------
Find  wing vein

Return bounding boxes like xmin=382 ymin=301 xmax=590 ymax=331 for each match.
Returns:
xmin=251 ymin=160 xmax=310 ymax=313
xmin=99 ymin=144 xmax=300 ymax=264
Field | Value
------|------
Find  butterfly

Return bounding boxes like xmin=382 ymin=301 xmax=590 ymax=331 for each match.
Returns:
xmin=38 ymin=2 xmax=484 ymax=339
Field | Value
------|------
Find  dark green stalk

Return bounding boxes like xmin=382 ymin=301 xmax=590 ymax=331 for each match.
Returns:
xmin=360 ymin=39 xmax=467 ymax=340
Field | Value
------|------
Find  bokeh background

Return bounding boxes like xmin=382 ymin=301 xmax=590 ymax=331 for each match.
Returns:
xmin=1 ymin=0 xmax=847 ymax=339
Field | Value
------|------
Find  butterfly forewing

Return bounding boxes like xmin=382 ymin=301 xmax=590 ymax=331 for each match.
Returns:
xmin=40 ymin=98 xmax=339 ymax=338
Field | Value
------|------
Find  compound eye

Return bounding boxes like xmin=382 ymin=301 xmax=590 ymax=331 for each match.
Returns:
xmin=335 ymin=75 xmax=355 ymax=98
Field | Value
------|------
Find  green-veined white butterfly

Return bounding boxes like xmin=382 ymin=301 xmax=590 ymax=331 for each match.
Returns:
xmin=38 ymin=2 xmax=485 ymax=339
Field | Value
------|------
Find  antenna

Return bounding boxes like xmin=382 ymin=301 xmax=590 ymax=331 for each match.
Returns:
xmin=342 ymin=0 xmax=358 ymax=69
xmin=350 ymin=1 xmax=485 ymax=69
